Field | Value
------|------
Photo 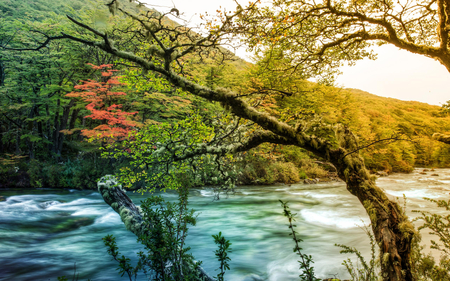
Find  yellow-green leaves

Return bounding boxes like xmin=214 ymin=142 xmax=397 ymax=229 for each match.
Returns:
xmin=102 ymin=112 xmax=239 ymax=194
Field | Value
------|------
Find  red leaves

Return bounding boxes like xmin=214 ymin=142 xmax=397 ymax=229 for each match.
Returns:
xmin=86 ymin=63 xmax=114 ymax=70
xmin=65 ymin=64 xmax=139 ymax=141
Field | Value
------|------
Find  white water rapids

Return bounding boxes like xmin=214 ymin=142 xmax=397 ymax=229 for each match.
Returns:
xmin=0 ymin=168 xmax=449 ymax=280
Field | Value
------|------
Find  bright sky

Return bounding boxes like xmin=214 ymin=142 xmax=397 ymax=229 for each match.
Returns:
xmin=141 ymin=0 xmax=450 ymax=106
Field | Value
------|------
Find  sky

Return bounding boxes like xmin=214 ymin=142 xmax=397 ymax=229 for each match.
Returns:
xmin=141 ymin=0 xmax=450 ymax=106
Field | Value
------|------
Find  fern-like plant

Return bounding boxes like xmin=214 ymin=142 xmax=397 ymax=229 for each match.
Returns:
xmin=279 ymin=200 xmax=319 ymax=281
xmin=336 ymin=225 xmax=379 ymax=281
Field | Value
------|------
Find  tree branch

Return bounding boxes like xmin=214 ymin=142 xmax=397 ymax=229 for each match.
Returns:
xmin=432 ymin=132 xmax=450 ymax=144
xmin=172 ymin=131 xmax=292 ymax=162
xmin=341 ymin=135 xmax=413 ymax=159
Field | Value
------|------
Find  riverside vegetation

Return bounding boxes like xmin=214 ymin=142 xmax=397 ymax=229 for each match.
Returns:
xmin=1 ymin=0 xmax=450 ymax=280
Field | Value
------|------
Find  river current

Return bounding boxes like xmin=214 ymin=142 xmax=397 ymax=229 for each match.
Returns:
xmin=1 ymin=168 xmax=449 ymax=281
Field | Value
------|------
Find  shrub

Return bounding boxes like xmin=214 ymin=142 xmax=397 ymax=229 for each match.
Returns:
xmin=298 ymin=170 xmax=308 ymax=179
xmin=412 ymin=198 xmax=450 ymax=280
xmin=212 ymin=232 xmax=232 ymax=281
xmin=270 ymin=161 xmax=300 ymax=184
xmin=42 ymin=164 xmax=63 ymax=187
xmin=296 ymin=159 xmax=329 ymax=178
xmin=103 ymin=186 xmax=203 ymax=280
xmin=27 ymin=159 xmax=44 ymax=187
xmin=336 ymin=225 xmax=380 ymax=281
xmin=280 ymin=200 xmax=319 ymax=281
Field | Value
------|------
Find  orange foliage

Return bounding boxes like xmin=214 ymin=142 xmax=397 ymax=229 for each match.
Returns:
xmin=65 ymin=64 xmax=139 ymax=141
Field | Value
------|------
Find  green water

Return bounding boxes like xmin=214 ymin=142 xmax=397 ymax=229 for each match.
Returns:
xmin=1 ymin=168 xmax=449 ymax=280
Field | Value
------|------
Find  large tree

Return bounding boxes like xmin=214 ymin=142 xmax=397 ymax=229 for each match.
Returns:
xmin=226 ymin=0 xmax=450 ymax=77
xmin=9 ymin=1 xmax=428 ymax=280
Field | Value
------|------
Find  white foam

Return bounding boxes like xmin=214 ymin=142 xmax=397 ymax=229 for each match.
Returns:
xmin=267 ymin=254 xmax=302 ymax=281
xmin=385 ymin=189 xmax=441 ymax=199
xmin=71 ymin=208 xmax=104 ymax=217
xmin=48 ymin=198 xmax=102 ymax=208
xmin=199 ymin=190 xmax=215 ymax=197
xmin=301 ymin=192 xmax=338 ymax=199
xmin=94 ymin=212 xmax=121 ymax=225
xmin=301 ymin=209 xmax=369 ymax=229
xmin=2 ymin=199 xmax=40 ymax=211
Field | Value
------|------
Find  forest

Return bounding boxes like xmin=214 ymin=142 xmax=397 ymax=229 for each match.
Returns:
xmin=1 ymin=0 xmax=450 ymax=280
xmin=1 ymin=0 xmax=449 ymax=190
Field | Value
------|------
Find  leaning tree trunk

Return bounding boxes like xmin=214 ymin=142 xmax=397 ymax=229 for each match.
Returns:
xmin=432 ymin=133 xmax=450 ymax=144
xmin=328 ymin=128 xmax=415 ymax=281
xmin=97 ymin=175 xmax=215 ymax=281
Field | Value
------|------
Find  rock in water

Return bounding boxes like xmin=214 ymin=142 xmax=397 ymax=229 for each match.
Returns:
xmin=38 ymin=200 xmax=60 ymax=209
xmin=376 ymin=171 xmax=388 ymax=177
xmin=50 ymin=217 xmax=95 ymax=233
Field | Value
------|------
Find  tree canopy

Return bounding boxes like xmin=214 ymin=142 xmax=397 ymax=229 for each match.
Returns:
xmin=226 ymin=0 xmax=450 ymax=78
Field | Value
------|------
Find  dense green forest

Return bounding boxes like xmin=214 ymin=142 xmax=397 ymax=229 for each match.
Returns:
xmin=1 ymin=0 xmax=450 ymax=190
xmin=0 ymin=0 xmax=216 ymax=188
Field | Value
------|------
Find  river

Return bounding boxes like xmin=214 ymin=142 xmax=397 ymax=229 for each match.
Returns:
xmin=1 ymin=168 xmax=449 ymax=281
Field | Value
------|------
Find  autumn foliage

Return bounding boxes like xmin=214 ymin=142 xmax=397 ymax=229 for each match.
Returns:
xmin=65 ymin=64 xmax=139 ymax=140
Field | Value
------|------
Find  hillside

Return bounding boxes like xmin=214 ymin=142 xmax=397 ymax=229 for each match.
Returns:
xmin=237 ymin=84 xmax=450 ymax=186
xmin=330 ymin=88 xmax=450 ymax=171
xmin=0 ymin=0 xmax=143 ymax=19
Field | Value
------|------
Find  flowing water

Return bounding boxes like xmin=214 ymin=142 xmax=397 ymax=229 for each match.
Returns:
xmin=1 ymin=168 xmax=450 ymax=281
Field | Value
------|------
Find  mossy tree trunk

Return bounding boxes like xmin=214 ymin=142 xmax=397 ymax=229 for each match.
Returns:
xmin=328 ymin=139 xmax=415 ymax=281
xmin=433 ymin=133 xmax=450 ymax=145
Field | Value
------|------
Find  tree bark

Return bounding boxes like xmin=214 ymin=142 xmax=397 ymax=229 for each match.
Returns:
xmin=97 ymin=175 xmax=215 ymax=281
xmin=56 ymin=99 xmax=75 ymax=157
xmin=432 ymin=133 xmax=450 ymax=144
xmin=53 ymin=98 xmax=61 ymax=155
xmin=329 ymin=128 xmax=414 ymax=281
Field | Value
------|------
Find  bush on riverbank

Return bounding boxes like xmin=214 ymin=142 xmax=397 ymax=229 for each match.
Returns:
xmin=237 ymin=145 xmax=331 ymax=185
xmin=0 ymin=154 xmax=126 ymax=189
xmin=27 ymin=157 xmax=125 ymax=189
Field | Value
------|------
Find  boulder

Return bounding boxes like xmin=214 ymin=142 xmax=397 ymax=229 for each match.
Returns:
xmin=304 ymin=178 xmax=319 ymax=184
xmin=376 ymin=171 xmax=388 ymax=177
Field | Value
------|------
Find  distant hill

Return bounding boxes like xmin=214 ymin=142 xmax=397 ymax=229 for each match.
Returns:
xmin=0 ymin=0 xmax=143 ymax=19
xmin=335 ymin=88 xmax=450 ymax=171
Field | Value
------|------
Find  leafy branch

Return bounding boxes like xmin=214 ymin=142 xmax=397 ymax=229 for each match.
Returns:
xmin=336 ymin=225 xmax=379 ymax=281
xmin=212 ymin=232 xmax=232 ymax=281
xmin=279 ymin=200 xmax=319 ymax=281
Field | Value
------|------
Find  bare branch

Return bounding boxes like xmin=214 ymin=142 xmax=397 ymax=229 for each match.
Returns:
xmin=341 ymin=134 xmax=414 ymax=159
